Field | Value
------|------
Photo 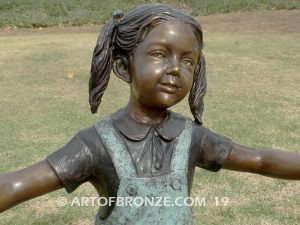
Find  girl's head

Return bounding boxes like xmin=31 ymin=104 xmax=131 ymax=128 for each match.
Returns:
xmin=89 ymin=4 xmax=207 ymax=124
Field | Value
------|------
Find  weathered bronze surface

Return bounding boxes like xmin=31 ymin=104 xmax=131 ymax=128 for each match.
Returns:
xmin=0 ymin=3 xmax=299 ymax=224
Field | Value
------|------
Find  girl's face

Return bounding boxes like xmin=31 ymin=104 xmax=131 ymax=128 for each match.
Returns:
xmin=129 ymin=20 xmax=200 ymax=109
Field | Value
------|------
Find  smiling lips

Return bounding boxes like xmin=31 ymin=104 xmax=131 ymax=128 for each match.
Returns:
xmin=159 ymin=83 xmax=182 ymax=93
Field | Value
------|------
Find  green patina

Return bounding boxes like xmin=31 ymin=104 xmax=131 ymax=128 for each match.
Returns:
xmin=95 ymin=117 xmax=193 ymax=225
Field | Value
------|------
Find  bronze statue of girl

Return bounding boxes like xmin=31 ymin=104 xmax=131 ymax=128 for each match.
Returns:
xmin=0 ymin=4 xmax=299 ymax=225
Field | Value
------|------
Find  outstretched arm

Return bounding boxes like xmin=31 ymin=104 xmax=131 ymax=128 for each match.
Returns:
xmin=0 ymin=160 xmax=62 ymax=213
xmin=223 ymin=144 xmax=300 ymax=180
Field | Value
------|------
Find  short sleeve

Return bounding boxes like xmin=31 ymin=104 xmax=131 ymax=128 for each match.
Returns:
xmin=192 ymin=125 xmax=233 ymax=172
xmin=46 ymin=133 xmax=95 ymax=193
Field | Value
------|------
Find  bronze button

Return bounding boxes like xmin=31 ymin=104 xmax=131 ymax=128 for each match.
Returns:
xmin=171 ymin=178 xmax=182 ymax=190
xmin=126 ymin=184 xmax=138 ymax=196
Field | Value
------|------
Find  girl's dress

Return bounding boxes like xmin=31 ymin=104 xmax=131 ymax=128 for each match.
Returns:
xmin=47 ymin=108 xmax=233 ymax=224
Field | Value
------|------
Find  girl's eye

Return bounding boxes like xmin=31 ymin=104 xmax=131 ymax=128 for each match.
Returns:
xmin=150 ymin=51 xmax=166 ymax=58
xmin=181 ymin=58 xmax=194 ymax=66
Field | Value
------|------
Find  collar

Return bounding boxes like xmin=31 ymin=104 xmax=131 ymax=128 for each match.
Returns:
xmin=110 ymin=108 xmax=186 ymax=141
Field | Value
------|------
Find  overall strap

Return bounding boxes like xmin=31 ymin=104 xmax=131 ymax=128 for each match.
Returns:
xmin=94 ymin=117 xmax=136 ymax=179
xmin=171 ymin=119 xmax=193 ymax=172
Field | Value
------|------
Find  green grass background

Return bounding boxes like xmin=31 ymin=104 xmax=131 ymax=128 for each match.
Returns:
xmin=0 ymin=6 xmax=300 ymax=225
xmin=0 ymin=0 xmax=299 ymax=27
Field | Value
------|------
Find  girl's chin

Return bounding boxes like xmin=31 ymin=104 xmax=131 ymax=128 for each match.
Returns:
xmin=146 ymin=100 xmax=180 ymax=109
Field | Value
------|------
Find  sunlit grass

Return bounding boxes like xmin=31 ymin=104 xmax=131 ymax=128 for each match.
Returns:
xmin=0 ymin=0 xmax=299 ymax=27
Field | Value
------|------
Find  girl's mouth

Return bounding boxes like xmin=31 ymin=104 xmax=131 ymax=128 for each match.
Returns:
xmin=158 ymin=83 xmax=181 ymax=94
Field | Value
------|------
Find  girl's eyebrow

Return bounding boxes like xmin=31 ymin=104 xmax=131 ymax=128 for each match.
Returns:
xmin=145 ymin=42 xmax=168 ymax=49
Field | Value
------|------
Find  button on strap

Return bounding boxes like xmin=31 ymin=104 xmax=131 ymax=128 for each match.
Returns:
xmin=126 ymin=184 xmax=138 ymax=196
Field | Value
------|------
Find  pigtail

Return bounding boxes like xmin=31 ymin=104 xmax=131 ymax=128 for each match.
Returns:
xmin=188 ymin=54 xmax=207 ymax=125
xmin=89 ymin=20 xmax=116 ymax=113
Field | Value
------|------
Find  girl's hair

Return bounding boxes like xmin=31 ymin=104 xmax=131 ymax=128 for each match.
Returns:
xmin=89 ymin=4 xmax=207 ymax=125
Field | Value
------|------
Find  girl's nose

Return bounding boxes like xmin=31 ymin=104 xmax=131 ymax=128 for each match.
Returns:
xmin=166 ymin=57 xmax=180 ymax=77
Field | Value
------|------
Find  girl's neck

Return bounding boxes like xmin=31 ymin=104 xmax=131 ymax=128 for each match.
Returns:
xmin=125 ymin=101 xmax=168 ymax=125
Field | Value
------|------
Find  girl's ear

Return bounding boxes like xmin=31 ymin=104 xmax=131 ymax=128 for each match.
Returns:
xmin=113 ymin=56 xmax=131 ymax=83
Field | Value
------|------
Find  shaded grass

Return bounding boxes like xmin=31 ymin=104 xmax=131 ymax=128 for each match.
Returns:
xmin=0 ymin=13 xmax=299 ymax=225
xmin=0 ymin=0 xmax=299 ymax=28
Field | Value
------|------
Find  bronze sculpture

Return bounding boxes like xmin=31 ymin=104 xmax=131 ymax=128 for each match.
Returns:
xmin=0 ymin=4 xmax=299 ymax=224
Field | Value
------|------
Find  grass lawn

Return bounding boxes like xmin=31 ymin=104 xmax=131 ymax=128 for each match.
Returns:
xmin=0 ymin=10 xmax=299 ymax=225
xmin=0 ymin=0 xmax=299 ymax=27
